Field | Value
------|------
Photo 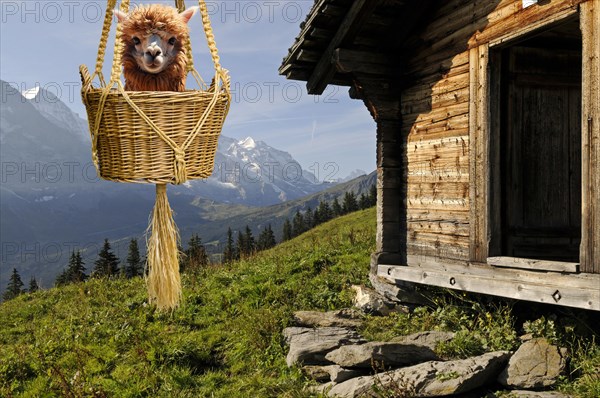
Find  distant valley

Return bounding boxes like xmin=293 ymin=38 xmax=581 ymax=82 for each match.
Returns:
xmin=0 ymin=80 xmax=374 ymax=290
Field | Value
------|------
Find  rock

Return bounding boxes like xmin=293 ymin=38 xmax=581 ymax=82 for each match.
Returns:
xmin=328 ymin=351 xmax=511 ymax=397
xmin=327 ymin=365 xmax=364 ymax=383
xmin=293 ymin=309 xmax=363 ymax=329
xmin=302 ymin=365 xmax=331 ymax=382
xmin=502 ymin=391 xmax=573 ymax=398
xmin=369 ymin=273 xmax=430 ymax=306
xmin=307 ymin=381 xmax=335 ymax=394
xmin=303 ymin=365 xmax=364 ymax=383
xmin=391 ymin=331 xmax=455 ymax=351
xmin=325 ymin=341 xmax=438 ymax=369
xmin=351 ymin=285 xmax=410 ymax=315
xmin=327 ymin=375 xmax=373 ymax=397
xmin=498 ymin=338 xmax=567 ymax=389
xmin=283 ymin=327 xmax=365 ymax=367
xmin=519 ymin=333 xmax=534 ymax=342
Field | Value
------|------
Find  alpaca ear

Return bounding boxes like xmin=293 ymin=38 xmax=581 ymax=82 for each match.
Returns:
xmin=113 ymin=9 xmax=128 ymax=23
xmin=180 ymin=6 xmax=199 ymax=24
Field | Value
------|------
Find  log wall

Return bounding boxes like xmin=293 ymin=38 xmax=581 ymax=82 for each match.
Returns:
xmin=398 ymin=0 xmax=586 ymax=262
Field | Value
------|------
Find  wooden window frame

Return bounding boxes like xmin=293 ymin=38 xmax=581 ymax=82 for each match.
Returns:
xmin=468 ymin=4 xmax=599 ymax=273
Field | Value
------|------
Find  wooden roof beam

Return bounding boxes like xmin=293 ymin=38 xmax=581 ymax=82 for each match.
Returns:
xmin=306 ymin=0 xmax=380 ymax=95
xmin=334 ymin=48 xmax=395 ymax=75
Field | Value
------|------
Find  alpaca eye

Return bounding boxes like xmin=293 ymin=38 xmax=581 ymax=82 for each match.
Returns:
xmin=168 ymin=37 xmax=176 ymax=45
xmin=132 ymin=37 xmax=141 ymax=45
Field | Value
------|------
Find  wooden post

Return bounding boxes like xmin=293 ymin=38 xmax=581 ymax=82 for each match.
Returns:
xmin=468 ymin=44 xmax=490 ymax=263
xmin=580 ymin=0 xmax=600 ymax=274
xmin=372 ymin=118 xmax=406 ymax=272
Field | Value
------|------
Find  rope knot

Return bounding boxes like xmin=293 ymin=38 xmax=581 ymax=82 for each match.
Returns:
xmin=174 ymin=148 xmax=187 ymax=184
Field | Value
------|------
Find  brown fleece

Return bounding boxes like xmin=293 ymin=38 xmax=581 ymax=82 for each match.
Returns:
xmin=119 ymin=4 xmax=189 ymax=91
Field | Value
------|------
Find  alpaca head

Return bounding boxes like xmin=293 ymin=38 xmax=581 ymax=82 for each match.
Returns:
xmin=114 ymin=5 xmax=198 ymax=78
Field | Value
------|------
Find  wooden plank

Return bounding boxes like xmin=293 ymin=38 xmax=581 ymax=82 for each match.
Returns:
xmin=402 ymin=73 xmax=469 ymax=104
xmin=307 ymin=0 xmax=380 ymax=94
xmin=409 ymin=220 xmax=470 ymax=237
xmin=400 ymin=255 xmax=598 ymax=288
xmin=403 ymin=102 xmax=470 ymax=127
xmin=487 ymin=256 xmax=579 ymax=273
xmin=407 ymin=182 xmax=470 ymax=199
xmin=408 ymin=159 xmax=469 ymax=182
xmin=488 ymin=49 xmax=502 ymax=256
xmin=333 ymin=48 xmax=394 ymax=75
xmin=379 ymin=263 xmax=600 ymax=311
xmin=405 ymin=51 xmax=470 ymax=83
xmin=408 ymin=128 xmax=470 ymax=142
xmin=485 ymin=4 xmax=580 ymax=47
xmin=408 ymin=197 xmax=468 ymax=211
xmin=469 ymin=44 xmax=490 ymax=262
xmin=580 ymin=0 xmax=600 ymax=274
xmin=402 ymin=86 xmax=470 ymax=115
xmin=407 ymin=244 xmax=470 ymax=262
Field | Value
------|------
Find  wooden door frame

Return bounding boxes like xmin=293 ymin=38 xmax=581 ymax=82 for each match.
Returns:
xmin=468 ymin=4 xmax=599 ymax=273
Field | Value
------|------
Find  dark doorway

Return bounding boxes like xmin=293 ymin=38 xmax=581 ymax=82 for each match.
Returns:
xmin=497 ymin=17 xmax=582 ymax=262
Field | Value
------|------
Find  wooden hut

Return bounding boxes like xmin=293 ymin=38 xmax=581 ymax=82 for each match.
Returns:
xmin=280 ymin=0 xmax=600 ymax=310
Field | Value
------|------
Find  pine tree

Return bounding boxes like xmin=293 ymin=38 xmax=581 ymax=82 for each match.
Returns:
xmin=244 ymin=225 xmax=256 ymax=256
xmin=359 ymin=193 xmax=370 ymax=209
xmin=183 ymin=234 xmax=209 ymax=271
xmin=304 ymin=207 xmax=314 ymax=229
xmin=236 ymin=230 xmax=246 ymax=258
xmin=292 ymin=210 xmax=306 ymax=237
xmin=266 ymin=224 xmax=276 ymax=248
xmin=125 ymin=239 xmax=144 ymax=278
xmin=369 ymin=184 xmax=377 ymax=206
xmin=223 ymin=227 xmax=236 ymax=263
xmin=257 ymin=224 xmax=276 ymax=251
xmin=3 ymin=268 xmax=24 ymax=301
xmin=68 ymin=251 xmax=87 ymax=282
xmin=93 ymin=239 xmax=120 ymax=278
xmin=282 ymin=218 xmax=293 ymax=241
xmin=332 ymin=197 xmax=343 ymax=217
xmin=343 ymin=191 xmax=358 ymax=213
xmin=317 ymin=200 xmax=333 ymax=224
xmin=28 ymin=276 xmax=40 ymax=293
xmin=55 ymin=268 xmax=69 ymax=287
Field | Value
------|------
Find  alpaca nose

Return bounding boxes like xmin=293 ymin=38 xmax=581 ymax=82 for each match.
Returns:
xmin=145 ymin=46 xmax=162 ymax=58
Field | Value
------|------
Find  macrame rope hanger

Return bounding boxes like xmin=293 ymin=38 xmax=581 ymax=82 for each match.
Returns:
xmin=80 ymin=0 xmax=231 ymax=310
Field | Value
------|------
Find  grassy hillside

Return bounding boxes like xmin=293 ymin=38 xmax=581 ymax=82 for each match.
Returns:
xmin=1 ymin=207 xmax=599 ymax=397
xmin=0 ymin=209 xmax=375 ymax=397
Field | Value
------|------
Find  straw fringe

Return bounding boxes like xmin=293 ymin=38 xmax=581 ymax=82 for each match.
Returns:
xmin=146 ymin=184 xmax=181 ymax=310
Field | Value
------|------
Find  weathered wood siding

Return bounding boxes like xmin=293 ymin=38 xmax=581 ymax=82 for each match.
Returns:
xmin=399 ymin=0 xmax=586 ymax=262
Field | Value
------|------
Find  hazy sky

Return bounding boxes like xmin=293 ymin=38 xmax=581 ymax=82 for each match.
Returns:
xmin=0 ymin=0 xmax=376 ymax=180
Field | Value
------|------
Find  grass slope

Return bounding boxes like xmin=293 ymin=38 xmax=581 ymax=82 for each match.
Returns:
xmin=1 ymin=207 xmax=599 ymax=397
xmin=0 ymin=209 xmax=374 ymax=397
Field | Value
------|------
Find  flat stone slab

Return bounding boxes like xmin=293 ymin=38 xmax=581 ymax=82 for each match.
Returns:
xmin=498 ymin=338 xmax=567 ymax=389
xmin=284 ymin=327 xmax=365 ymax=367
xmin=325 ymin=341 xmax=439 ymax=369
xmin=392 ymin=331 xmax=455 ymax=351
xmin=303 ymin=365 xmax=364 ymax=383
xmin=328 ymin=351 xmax=511 ymax=397
xmin=293 ymin=309 xmax=363 ymax=329
xmin=500 ymin=391 xmax=573 ymax=398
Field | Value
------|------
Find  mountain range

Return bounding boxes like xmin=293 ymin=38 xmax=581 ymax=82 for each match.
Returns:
xmin=0 ymin=80 xmax=374 ymax=290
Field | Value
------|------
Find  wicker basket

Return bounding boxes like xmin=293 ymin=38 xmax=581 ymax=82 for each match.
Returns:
xmin=80 ymin=0 xmax=231 ymax=184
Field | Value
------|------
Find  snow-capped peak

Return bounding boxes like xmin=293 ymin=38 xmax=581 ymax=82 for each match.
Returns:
xmin=239 ymin=136 xmax=256 ymax=149
xmin=21 ymin=86 xmax=40 ymax=100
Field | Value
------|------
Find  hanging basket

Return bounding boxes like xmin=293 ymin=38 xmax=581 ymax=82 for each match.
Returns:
xmin=80 ymin=0 xmax=231 ymax=185
xmin=79 ymin=0 xmax=231 ymax=310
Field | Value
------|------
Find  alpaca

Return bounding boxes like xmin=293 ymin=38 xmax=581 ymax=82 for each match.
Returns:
xmin=113 ymin=4 xmax=198 ymax=91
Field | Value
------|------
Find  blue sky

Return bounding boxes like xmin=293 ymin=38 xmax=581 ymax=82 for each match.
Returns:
xmin=0 ymin=0 xmax=376 ymax=180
